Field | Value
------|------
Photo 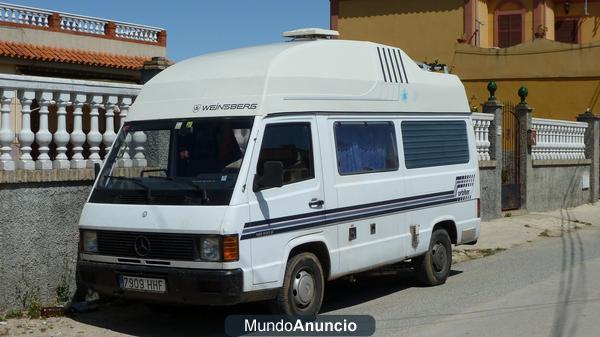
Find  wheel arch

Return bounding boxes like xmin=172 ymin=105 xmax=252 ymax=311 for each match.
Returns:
xmin=432 ymin=219 xmax=458 ymax=244
xmin=283 ymin=238 xmax=331 ymax=281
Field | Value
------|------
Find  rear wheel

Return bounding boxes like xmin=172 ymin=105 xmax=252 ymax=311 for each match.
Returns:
xmin=414 ymin=228 xmax=452 ymax=286
xmin=269 ymin=252 xmax=324 ymax=316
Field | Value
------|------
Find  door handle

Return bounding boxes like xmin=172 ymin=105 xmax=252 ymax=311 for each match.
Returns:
xmin=308 ymin=199 xmax=324 ymax=208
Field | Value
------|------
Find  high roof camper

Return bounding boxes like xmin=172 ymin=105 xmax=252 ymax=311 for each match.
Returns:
xmin=77 ymin=28 xmax=480 ymax=315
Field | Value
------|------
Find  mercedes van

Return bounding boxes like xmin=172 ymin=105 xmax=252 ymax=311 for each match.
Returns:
xmin=77 ymin=28 xmax=480 ymax=316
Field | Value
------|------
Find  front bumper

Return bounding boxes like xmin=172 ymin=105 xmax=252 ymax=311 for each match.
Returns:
xmin=78 ymin=260 xmax=246 ymax=305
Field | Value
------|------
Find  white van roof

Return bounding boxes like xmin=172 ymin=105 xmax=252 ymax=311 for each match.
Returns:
xmin=128 ymin=39 xmax=469 ymax=121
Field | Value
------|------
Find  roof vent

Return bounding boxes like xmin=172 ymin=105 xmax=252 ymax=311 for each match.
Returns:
xmin=283 ymin=28 xmax=339 ymax=40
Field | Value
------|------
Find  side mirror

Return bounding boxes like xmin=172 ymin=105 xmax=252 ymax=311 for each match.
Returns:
xmin=253 ymin=161 xmax=284 ymax=192
xmin=94 ymin=162 xmax=101 ymax=179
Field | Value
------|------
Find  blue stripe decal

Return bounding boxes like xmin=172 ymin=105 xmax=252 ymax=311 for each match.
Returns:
xmin=241 ymin=190 xmax=461 ymax=240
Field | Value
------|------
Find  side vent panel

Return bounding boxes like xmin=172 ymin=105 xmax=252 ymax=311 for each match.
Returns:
xmin=376 ymin=47 xmax=409 ymax=84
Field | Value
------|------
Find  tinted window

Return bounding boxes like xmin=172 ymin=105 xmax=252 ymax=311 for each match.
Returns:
xmin=334 ymin=121 xmax=399 ymax=175
xmin=90 ymin=117 xmax=254 ymax=206
xmin=555 ymin=19 xmax=579 ymax=44
xmin=257 ymin=123 xmax=314 ymax=185
xmin=402 ymin=120 xmax=469 ymax=169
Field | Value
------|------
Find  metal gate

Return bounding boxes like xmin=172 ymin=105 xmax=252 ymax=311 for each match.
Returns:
xmin=501 ymin=103 xmax=521 ymax=210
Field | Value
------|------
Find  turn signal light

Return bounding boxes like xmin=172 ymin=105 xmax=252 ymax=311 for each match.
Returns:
xmin=223 ymin=235 xmax=239 ymax=262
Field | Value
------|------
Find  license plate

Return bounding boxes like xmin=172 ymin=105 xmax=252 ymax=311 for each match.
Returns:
xmin=119 ymin=275 xmax=167 ymax=293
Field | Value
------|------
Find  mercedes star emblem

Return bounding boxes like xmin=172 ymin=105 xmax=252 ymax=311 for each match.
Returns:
xmin=134 ymin=236 xmax=151 ymax=257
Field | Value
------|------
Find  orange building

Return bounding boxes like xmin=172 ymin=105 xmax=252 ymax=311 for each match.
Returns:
xmin=331 ymin=0 xmax=600 ymax=119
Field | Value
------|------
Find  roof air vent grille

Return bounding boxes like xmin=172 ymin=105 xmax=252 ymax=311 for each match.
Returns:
xmin=377 ymin=47 xmax=409 ymax=84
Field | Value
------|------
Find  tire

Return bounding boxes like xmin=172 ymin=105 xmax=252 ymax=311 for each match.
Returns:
xmin=414 ymin=228 xmax=452 ymax=286
xmin=269 ymin=252 xmax=324 ymax=316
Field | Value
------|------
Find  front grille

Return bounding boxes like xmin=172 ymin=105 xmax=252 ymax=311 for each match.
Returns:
xmin=97 ymin=231 xmax=196 ymax=261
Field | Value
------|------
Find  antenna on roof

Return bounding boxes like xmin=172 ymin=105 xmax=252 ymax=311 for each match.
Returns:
xmin=283 ymin=28 xmax=339 ymax=41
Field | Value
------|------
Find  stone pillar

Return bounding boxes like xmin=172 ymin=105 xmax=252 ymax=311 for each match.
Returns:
xmin=480 ymin=81 xmax=503 ymax=219
xmin=157 ymin=30 xmax=167 ymax=47
xmin=577 ymin=110 xmax=600 ymax=204
xmin=330 ymin=0 xmax=339 ymax=32
xmin=105 ymin=21 xmax=116 ymax=38
xmin=140 ymin=57 xmax=171 ymax=84
xmin=48 ymin=12 xmax=61 ymax=31
xmin=515 ymin=86 xmax=534 ymax=211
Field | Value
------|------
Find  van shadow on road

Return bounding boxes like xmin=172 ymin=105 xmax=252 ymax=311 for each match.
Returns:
xmin=69 ymin=266 xmax=462 ymax=337
xmin=549 ymin=168 xmax=587 ymax=337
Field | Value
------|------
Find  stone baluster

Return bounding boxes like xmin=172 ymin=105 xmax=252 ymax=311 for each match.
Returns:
xmin=0 ymin=89 xmax=15 ymax=171
xmin=117 ymin=96 xmax=133 ymax=167
xmin=476 ymin=120 xmax=483 ymax=160
xmin=86 ymin=94 xmax=103 ymax=168
xmin=102 ymin=95 xmax=118 ymax=157
xmin=566 ymin=126 xmax=572 ymax=159
xmin=53 ymin=91 xmax=70 ymax=169
xmin=550 ymin=125 xmax=557 ymax=160
xmin=35 ymin=91 xmax=53 ymax=170
xmin=17 ymin=90 xmax=35 ymax=170
xmin=132 ymin=131 xmax=147 ymax=167
xmin=542 ymin=124 xmax=548 ymax=160
xmin=70 ymin=93 xmax=87 ymax=168
xmin=483 ymin=119 xmax=491 ymax=160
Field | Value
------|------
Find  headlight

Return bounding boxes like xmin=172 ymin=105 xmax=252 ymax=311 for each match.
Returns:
xmin=199 ymin=237 xmax=221 ymax=261
xmin=82 ymin=231 xmax=98 ymax=253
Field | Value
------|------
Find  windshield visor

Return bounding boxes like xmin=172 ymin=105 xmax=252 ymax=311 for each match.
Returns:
xmin=89 ymin=117 xmax=254 ymax=206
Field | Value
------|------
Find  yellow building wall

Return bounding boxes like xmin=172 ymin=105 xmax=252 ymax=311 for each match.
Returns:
xmin=337 ymin=0 xmax=600 ymax=120
xmin=464 ymin=79 xmax=600 ymax=120
xmin=337 ymin=0 xmax=464 ymax=64
xmin=455 ymin=39 xmax=600 ymax=119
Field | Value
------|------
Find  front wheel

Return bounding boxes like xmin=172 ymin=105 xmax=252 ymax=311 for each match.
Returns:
xmin=270 ymin=252 xmax=324 ymax=316
xmin=414 ymin=228 xmax=452 ymax=286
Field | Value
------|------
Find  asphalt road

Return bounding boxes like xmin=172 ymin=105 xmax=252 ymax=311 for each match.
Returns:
xmin=55 ymin=223 xmax=600 ymax=337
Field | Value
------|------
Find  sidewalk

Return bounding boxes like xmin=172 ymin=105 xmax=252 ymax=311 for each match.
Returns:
xmin=453 ymin=203 xmax=600 ymax=263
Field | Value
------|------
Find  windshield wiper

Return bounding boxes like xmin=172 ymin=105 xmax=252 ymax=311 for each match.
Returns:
xmin=104 ymin=175 xmax=152 ymax=202
xmin=147 ymin=176 xmax=210 ymax=205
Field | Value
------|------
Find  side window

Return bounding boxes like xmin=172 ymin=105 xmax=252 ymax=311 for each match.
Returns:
xmin=401 ymin=120 xmax=469 ymax=169
xmin=257 ymin=123 xmax=314 ymax=185
xmin=334 ymin=121 xmax=399 ymax=175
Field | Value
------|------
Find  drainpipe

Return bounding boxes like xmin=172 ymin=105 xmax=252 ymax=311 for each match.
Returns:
xmin=585 ymin=0 xmax=589 ymax=16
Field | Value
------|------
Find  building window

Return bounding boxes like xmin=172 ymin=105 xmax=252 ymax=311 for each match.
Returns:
xmin=334 ymin=121 xmax=399 ymax=175
xmin=555 ymin=18 xmax=579 ymax=43
xmin=498 ymin=14 xmax=523 ymax=48
xmin=257 ymin=123 xmax=314 ymax=185
xmin=401 ymin=121 xmax=470 ymax=169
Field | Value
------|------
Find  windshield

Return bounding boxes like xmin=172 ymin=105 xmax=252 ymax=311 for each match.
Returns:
xmin=89 ymin=117 xmax=254 ymax=206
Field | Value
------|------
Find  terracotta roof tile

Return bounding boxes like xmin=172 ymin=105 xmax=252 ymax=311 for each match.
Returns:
xmin=0 ymin=41 xmax=151 ymax=70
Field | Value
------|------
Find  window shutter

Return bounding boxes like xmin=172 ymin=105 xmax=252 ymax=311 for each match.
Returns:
xmin=498 ymin=14 xmax=522 ymax=48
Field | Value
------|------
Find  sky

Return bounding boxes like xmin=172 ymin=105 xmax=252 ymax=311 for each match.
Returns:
xmin=11 ymin=0 xmax=330 ymax=61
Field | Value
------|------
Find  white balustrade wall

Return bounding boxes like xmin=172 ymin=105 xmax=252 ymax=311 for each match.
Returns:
xmin=115 ymin=23 xmax=160 ymax=42
xmin=0 ymin=3 xmax=50 ymax=27
xmin=0 ymin=3 xmax=163 ymax=43
xmin=59 ymin=13 xmax=107 ymax=35
xmin=0 ymin=73 xmax=143 ymax=171
xmin=531 ymin=118 xmax=587 ymax=160
xmin=471 ymin=112 xmax=494 ymax=161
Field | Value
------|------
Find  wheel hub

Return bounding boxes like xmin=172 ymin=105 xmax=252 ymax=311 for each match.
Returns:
xmin=432 ymin=243 xmax=447 ymax=272
xmin=292 ymin=270 xmax=315 ymax=307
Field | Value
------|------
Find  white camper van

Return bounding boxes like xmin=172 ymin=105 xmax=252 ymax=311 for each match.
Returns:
xmin=77 ymin=29 xmax=480 ymax=315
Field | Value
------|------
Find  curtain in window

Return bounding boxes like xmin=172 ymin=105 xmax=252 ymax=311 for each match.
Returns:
xmin=335 ymin=123 xmax=397 ymax=174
